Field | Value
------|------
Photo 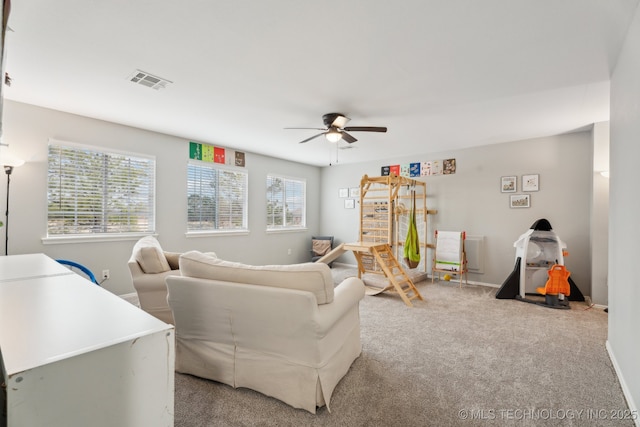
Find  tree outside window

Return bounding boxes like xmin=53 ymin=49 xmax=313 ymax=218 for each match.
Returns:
xmin=47 ymin=142 xmax=155 ymax=236
xmin=187 ymin=162 xmax=248 ymax=231
xmin=267 ymin=175 xmax=305 ymax=230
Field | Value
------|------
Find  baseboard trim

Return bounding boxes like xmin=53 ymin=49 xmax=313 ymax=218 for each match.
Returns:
xmin=332 ymin=264 xmax=502 ymax=289
xmin=606 ymin=340 xmax=639 ymax=427
xmin=332 ymin=266 xmax=595 ymax=297
xmin=460 ymin=279 xmax=499 ymax=288
xmin=427 ymin=274 xmax=499 ymax=288
xmin=119 ymin=292 xmax=139 ymax=306
xmin=332 ymin=262 xmax=358 ymax=268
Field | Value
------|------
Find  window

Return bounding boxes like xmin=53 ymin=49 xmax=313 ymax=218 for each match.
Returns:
xmin=187 ymin=161 xmax=248 ymax=232
xmin=266 ymin=174 xmax=306 ymax=230
xmin=47 ymin=141 xmax=155 ymax=236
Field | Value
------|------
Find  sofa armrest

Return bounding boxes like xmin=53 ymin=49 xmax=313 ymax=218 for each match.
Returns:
xmin=131 ymin=268 xmax=181 ymax=293
xmin=315 ymin=277 xmax=365 ymax=334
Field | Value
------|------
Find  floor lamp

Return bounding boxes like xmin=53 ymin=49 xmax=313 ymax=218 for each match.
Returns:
xmin=1 ymin=153 xmax=24 ymax=256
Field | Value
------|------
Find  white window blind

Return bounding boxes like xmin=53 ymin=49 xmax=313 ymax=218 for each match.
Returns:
xmin=47 ymin=142 xmax=156 ymax=236
xmin=266 ymin=174 xmax=306 ymax=230
xmin=187 ymin=162 xmax=248 ymax=231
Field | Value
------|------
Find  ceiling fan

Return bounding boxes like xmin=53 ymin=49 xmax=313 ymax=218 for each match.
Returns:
xmin=285 ymin=113 xmax=387 ymax=144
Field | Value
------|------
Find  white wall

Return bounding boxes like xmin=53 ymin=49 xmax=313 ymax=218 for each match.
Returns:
xmin=1 ymin=100 xmax=321 ymax=295
xmin=609 ymin=2 xmax=640 ymax=417
xmin=320 ymin=132 xmax=594 ymax=295
xmin=591 ymin=121 xmax=609 ymax=305
xmin=1 ymin=99 xmax=603 ymax=303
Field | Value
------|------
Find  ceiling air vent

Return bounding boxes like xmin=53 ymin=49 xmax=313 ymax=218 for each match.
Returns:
xmin=128 ymin=70 xmax=172 ymax=90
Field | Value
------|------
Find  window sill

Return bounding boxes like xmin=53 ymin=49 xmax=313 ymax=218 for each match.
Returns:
xmin=42 ymin=233 xmax=154 ymax=245
xmin=266 ymin=227 xmax=308 ymax=234
xmin=185 ymin=230 xmax=250 ymax=238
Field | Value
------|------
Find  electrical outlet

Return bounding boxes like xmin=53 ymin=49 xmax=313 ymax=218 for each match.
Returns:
xmin=102 ymin=269 xmax=110 ymax=280
xmin=287 ymin=248 xmax=292 ymax=255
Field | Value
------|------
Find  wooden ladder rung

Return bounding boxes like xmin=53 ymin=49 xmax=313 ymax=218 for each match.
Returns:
xmin=368 ymin=244 xmax=423 ymax=307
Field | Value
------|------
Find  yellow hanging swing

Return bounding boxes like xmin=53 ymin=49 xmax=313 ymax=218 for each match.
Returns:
xmin=403 ymin=188 xmax=420 ymax=269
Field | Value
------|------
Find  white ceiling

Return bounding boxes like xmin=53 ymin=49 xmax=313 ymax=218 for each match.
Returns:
xmin=3 ymin=0 xmax=638 ymax=166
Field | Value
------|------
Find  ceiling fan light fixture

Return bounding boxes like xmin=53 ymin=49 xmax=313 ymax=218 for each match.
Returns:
xmin=287 ymin=113 xmax=386 ymax=144
xmin=325 ymin=129 xmax=342 ymax=143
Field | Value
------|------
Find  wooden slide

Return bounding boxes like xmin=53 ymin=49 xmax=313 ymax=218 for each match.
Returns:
xmin=317 ymin=242 xmax=423 ymax=307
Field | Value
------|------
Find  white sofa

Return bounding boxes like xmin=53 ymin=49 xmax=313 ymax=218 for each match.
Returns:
xmin=166 ymin=250 xmax=366 ymax=413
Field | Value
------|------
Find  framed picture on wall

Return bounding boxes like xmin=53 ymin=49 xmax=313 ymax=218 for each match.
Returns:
xmin=510 ymin=194 xmax=530 ymax=208
xmin=344 ymin=199 xmax=355 ymax=209
xmin=339 ymin=188 xmax=348 ymax=198
xmin=522 ymin=174 xmax=539 ymax=191
xmin=501 ymin=176 xmax=517 ymax=193
xmin=349 ymin=187 xmax=360 ymax=198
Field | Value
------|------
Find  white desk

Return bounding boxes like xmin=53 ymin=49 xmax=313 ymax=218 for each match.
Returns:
xmin=0 ymin=254 xmax=175 ymax=427
xmin=0 ymin=253 xmax=75 ymax=282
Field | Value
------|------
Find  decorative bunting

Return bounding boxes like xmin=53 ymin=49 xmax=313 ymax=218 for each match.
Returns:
xmin=189 ymin=141 xmax=245 ymax=167
xmin=377 ymin=158 xmax=456 ymax=177
xmin=443 ymin=158 xmax=456 ymax=174
xmin=410 ymin=162 xmax=421 ymax=177
xmin=202 ymin=144 xmax=214 ymax=163
xmin=189 ymin=142 xmax=202 ymax=160
xmin=214 ymin=147 xmax=225 ymax=164
xmin=235 ymin=151 xmax=246 ymax=167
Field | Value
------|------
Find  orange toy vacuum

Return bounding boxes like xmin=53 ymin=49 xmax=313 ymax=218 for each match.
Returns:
xmin=535 ymin=264 xmax=571 ymax=309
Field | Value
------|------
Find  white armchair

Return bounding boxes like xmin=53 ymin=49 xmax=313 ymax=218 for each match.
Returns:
xmin=127 ymin=236 xmax=182 ymax=324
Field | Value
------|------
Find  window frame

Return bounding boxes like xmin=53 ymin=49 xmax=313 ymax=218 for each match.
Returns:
xmin=45 ymin=139 xmax=156 ymax=243
xmin=266 ymin=173 xmax=307 ymax=232
xmin=186 ymin=160 xmax=249 ymax=236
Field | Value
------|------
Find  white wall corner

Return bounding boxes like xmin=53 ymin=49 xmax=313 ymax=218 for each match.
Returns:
xmin=606 ymin=341 xmax=640 ymax=427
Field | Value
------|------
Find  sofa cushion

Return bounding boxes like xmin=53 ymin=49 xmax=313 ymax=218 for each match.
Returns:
xmin=179 ymin=251 xmax=334 ymax=304
xmin=133 ymin=236 xmax=171 ymax=274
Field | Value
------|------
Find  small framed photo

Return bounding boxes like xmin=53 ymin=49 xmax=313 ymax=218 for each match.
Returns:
xmin=344 ymin=199 xmax=355 ymax=209
xmin=510 ymin=194 xmax=530 ymax=208
xmin=339 ymin=188 xmax=348 ymax=198
xmin=501 ymin=176 xmax=517 ymax=193
xmin=522 ymin=174 xmax=539 ymax=192
xmin=349 ymin=187 xmax=360 ymax=198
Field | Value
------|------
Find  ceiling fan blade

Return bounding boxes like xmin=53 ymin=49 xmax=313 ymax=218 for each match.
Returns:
xmin=343 ymin=126 xmax=387 ymax=133
xmin=341 ymin=131 xmax=357 ymax=144
xmin=298 ymin=132 xmax=326 ymax=144
xmin=331 ymin=115 xmax=350 ymax=128
xmin=323 ymin=113 xmax=350 ymax=128
xmin=284 ymin=127 xmax=327 ymax=131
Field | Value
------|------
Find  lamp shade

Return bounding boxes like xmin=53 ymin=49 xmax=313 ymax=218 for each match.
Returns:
xmin=0 ymin=152 xmax=25 ymax=168
xmin=325 ymin=129 xmax=342 ymax=143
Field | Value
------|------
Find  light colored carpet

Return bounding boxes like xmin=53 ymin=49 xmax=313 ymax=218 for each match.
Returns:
xmin=173 ymin=266 xmax=631 ymax=426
